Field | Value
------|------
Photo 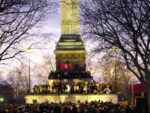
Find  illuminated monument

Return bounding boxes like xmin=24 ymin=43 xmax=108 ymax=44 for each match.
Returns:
xmin=25 ymin=0 xmax=118 ymax=104
xmin=55 ymin=0 xmax=86 ymax=75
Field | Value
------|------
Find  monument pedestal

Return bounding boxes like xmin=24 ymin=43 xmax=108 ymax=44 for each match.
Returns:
xmin=25 ymin=94 xmax=118 ymax=104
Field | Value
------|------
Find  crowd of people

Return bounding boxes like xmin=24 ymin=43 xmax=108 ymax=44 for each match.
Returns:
xmin=48 ymin=71 xmax=91 ymax=79
xmin=0 ymin=101 xmax=146 ymax=113
xmin=33 ymin=81 xmax=113 ymax=94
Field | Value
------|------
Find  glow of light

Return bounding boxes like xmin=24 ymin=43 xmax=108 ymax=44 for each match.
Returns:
xmin=24 ymin=47 xmax=32 ymax=53
xmin=0 ymin=98 xmax=4 ymax=102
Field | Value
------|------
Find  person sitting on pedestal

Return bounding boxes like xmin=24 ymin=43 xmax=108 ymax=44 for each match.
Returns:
xmin=104 ymin=85 xmax=111 ymax=94
xmin=66 ymin=84 xmax=71 ymax=94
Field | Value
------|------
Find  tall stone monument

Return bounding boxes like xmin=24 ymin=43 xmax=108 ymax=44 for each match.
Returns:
xmin=25 ymin=0 xmax=118 ymax=104
xmin=55 ymin=0 xmax=87 ymax=77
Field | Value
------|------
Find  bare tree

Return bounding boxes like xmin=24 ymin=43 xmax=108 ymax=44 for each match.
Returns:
xmin=81 ymin=0 xmax=150 ymax=111
xmin=100 ymin=57 xmax=132 ymax=92
xmin=0 ymin=0 xmax=57 ymax=62
xmin=86 ymin=52 xmax=96 ymax=75
xmin=7 ymin=65 xmax=29 ymax=101
xmin=33 ymin=54 xmax=55 ymax=83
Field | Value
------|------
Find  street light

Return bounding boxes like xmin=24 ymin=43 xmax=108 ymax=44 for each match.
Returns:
xmin=25 ymin=47 xmax=32 ymax=93
xmin=0 ymin=97 xmax=4 ymax=103
xmin=112 ymin=47 xmax=120 ymax=92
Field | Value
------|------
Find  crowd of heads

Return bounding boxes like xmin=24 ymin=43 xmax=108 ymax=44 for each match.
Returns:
xmin=33 ymin=81 xmax=113 ymax=95
xmin=48 ymin=71 xmax=91 ymax=79
xmin=0 ymin=101 xmax=146 ymax=113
